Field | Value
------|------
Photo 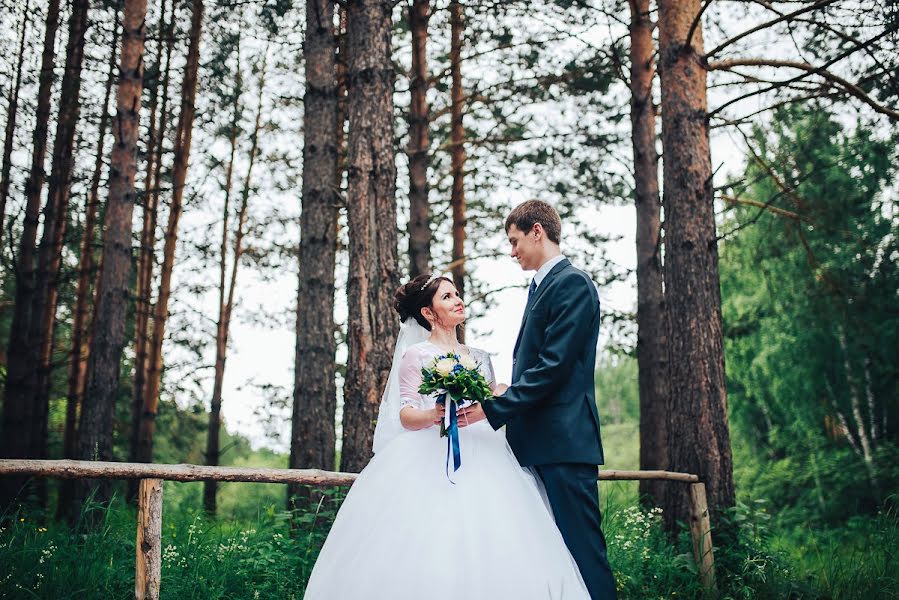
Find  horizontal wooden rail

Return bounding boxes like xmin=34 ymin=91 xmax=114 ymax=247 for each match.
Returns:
xmin=599 ymin=469 xmax=699 ymax=482
xmin=0 ymin=459 xmax=698 ymax=484
xmin=0 ymin=459 xmax=358 ymax=485
xmin=0 ymin=459 xmax=714 ymax=598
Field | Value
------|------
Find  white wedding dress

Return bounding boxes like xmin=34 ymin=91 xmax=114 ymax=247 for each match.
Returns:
xmin=303 ymin=340 xmax=589 ymax=599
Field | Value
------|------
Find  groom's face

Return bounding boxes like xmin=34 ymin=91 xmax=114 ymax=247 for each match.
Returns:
xmin=507 ymin=224 xmax=541 ymax=271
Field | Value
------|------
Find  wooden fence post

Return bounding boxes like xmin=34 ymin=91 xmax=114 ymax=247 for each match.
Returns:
xmin=135 ymin=478 xmax=164 ymax=600
xmin=689 ymin=482 xmax=717 ymax=594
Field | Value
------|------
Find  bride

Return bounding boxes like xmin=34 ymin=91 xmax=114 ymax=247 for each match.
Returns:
xmin=303 ymin=273 xmax=589 ymax=599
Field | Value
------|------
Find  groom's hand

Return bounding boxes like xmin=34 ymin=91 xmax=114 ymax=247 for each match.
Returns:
xmin=493 ymin=383 xmax=509 ymax=395
xmin=456 ymin=403 xmax=487 ymax=427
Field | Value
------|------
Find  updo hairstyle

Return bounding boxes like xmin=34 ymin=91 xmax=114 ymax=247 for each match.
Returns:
xmin=394 ymin=273 xmax=454 ymax=331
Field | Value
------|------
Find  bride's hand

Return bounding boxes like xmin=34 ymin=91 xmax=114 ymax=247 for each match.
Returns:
xmin=431 ymin=403 xmax=446 ymax=425
xmin=456 ymin=403 xmax=487 ymax=427
xmin=492 ymin=383 xmax=509 ymax=396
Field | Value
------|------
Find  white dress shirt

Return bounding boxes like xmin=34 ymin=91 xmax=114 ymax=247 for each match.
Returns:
xmin=533 ymin=254 xmax=566 ymax=289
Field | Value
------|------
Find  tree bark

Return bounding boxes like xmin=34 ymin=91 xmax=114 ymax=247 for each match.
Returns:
xmin=340 ymin=0 xmax=400 ymax=473
xmin=449 ymin=0 xmax=466 ymax=314
xmin=30 ymin=0 xmax=92 ymax=504
xmin=628 ymin=0 xmax=669 ymax=507
xmin=335 ymin=6 xmax=348 ymax=187
xmin=0 ymin=0 xmax=60 ymax=508
xmin=137 ymin=0 xmax=204 ymax=467
xmin=129 ymin=0 xmax=174 ymax=503
xmin=0 ymin=0 xmax=30 ymax=250
xmin=406 ymin=0 xmax=431 ymax=277
xmin=59 ymin=10 xmax=120 ymax=521
xmin=288 ymin=0 xmax=339 ymax=509
xmin=75 ymin=0 xmax=149 ymax=512
xmin=657 ymin=0 xmax=735 ymax=531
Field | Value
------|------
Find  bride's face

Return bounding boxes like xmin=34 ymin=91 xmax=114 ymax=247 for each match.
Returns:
xmin=423 ymin=280 xmax=465 ymax=328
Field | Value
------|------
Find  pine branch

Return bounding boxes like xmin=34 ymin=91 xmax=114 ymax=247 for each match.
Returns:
xmin=709 ymin=57 xmax=899 ymax=120
xmin=707 ymin=28 xmax=893 ymax=119
xmin=705 ymin=0 xmax=838 ymax=58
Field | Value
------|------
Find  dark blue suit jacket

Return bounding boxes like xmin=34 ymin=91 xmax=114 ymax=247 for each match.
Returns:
xmin=482 ymin=258 xmax=604 ymax=467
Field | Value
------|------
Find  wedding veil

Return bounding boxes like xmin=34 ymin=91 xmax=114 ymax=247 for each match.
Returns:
xmin=371 ymin=317 xmax=431 ymax=453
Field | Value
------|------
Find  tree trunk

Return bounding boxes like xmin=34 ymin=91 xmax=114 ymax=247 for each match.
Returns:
xmin=30 ymin=0 xmax=91 ymax=505
xmin=129 ymin=0 xmax=174 ymax=503
xmin=58 ymin=10 xmax=120 ymax=521
xmin=335 ymin=6 xmax=348 ymax=185
xmin=0 ymin=0 xmax=30 ymax=250
xmin=449 ymin=0 xmax=466 ymax=331
xmin=75 ymin=0 xmax=149 ymax=512
xmin=657 ymin=0 xmax=735 ymax=531
xmin=406 ymin=0 xmax=431 ymax=277
xmin=0 ymin=0 xmax=60 ymax=508
xmin=628 ymin=0 xmax=669 ymax=507
xmin=340 ymin=0 xmax=400 ymax=473
xmin=288 ymin=0 xmax=339 ymax=510
xmin=137 ymin=0 xmax=204 ymax=467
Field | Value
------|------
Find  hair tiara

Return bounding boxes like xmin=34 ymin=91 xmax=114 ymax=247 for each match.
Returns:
xmin=419 ymin=273 xmax=439 ymax=291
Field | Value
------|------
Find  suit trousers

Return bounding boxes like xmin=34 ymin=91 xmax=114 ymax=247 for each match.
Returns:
xmin=532 ymin=463 xmax=618 ymax=600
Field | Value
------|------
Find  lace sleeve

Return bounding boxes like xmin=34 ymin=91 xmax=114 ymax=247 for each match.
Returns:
xmin=398 ymin=346 xmax=425 ymax=410
xmin=476 ymin=349 xmax=497 ymax=388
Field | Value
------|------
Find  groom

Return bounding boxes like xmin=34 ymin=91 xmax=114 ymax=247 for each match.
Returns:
xmin=460 ymin=200 xmax=617 ymax=599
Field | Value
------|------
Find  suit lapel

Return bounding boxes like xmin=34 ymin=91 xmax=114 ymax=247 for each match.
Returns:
xmin=512 ymin=258 xmax=570 ymax=356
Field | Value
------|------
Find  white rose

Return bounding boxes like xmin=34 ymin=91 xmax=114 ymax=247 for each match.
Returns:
xmin=434 ymin=357 xmax=456 ymax=376
xmin=459 ymin=355 xmax=477 ymax=370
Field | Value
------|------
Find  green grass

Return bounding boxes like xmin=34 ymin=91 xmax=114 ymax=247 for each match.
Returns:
xmin=1 ymin=425 xmax=897 ymax=599
xmin=0 ymin=488 xmax=346 ymax=599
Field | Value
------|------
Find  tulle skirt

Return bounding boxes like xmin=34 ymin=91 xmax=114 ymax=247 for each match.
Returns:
xmin=303 ymin=421 xmax=589 ymax=599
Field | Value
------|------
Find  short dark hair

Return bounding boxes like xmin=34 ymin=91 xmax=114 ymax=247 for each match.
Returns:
xmin=504 ymin=199 xmax=562 ymax=244
xmin=394 ymin=274 xmax=454 ymax=331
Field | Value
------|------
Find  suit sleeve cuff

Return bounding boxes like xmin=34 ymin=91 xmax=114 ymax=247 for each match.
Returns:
xmin=482 ymin=396 xmax=506 ymax=430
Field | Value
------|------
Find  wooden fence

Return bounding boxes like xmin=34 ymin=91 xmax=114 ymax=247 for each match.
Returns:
xmin=0 ymin=459 xmax=716 ymax=598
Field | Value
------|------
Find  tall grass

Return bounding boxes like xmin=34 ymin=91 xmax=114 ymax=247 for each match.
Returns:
xmin=1 ymin=424 xmax=896 ymax=598
xmin=0 ymin=487 xmax=345 ymax=599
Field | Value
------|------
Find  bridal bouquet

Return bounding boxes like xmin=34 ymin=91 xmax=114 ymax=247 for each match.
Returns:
xmin=418 ymin=353 xmax=493 ymax=478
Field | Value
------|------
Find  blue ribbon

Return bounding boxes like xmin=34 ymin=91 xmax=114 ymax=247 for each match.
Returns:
xmin=436 ymin=392 xmax=462 ymax=482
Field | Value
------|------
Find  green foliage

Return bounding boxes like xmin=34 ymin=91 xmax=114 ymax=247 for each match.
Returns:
xmin=720 ymin=105 xmax=899 ymax=524
xmin=595 ymin=355 xmax=640 ymax=425
xmin=769 ymin=507 xmax=899 ymax=599
xmin=0 ymin=489 xmax=347 ymax=599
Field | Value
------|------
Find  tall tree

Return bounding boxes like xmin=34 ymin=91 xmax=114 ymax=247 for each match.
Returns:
xmin=30 ymin=0 xmax=92 ymax=498
xmin=76 ymin=0 xmax=149 ymax=510
xmin=59 ymin=11 xmax=120 ymax=521
xmin=335 ymin=5 xmax=348 ymax=177
xmin=657 ymin=0 xmax=735 ymax=530
xmin=448 ymin=0 xmax=466 ymax=309
xmin=406 ymin=0 xmax=431 ymax=277
xmin=204 ymin=48 xmax=267 ymax=515
xmin=129 ymin=0 xmax=175 ymax=503
xmin=137 ymin=0 xmax=204 ymax=466
xmin=0 ymin=0 xmax=61 ymax=508
xmin=628 ymin=0 xmax=668 ymax=506
xmin=0 ymin=0 xmax=30 ymax=249
xmin=341 ymin=0 xmax=400 ymax=473
xmin=288 ymin=0 xmax=339 ymax=507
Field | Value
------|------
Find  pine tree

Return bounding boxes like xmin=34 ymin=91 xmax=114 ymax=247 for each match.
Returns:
xmin=288 ymin=0 xmax=340 ymax=506
xmin=341 ymin=0 xmax=400 ymax=473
